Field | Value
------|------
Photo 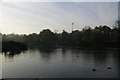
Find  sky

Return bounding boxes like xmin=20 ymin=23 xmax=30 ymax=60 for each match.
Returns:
xmin=0 ymin=1 xmax=118 ymax=34
xmin=1 ymin=0 xmax=120 ymax=2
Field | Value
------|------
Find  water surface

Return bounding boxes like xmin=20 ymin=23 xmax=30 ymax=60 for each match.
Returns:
xmin=1 ymin=47 xmax=119 ymax=78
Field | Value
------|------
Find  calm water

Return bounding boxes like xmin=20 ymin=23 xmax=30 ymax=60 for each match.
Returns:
xmin=1 ymin=47 xmax=119 ymax=78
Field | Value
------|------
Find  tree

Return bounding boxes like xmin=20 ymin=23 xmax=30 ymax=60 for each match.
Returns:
xmin=28 ymin=33 xmax=39 ymax=46
xmin=60 ymin=30 xmax=70 ymax=45
xmin=80 ymin=26 xmax=92 ymax=46
xmin=91 ymin=26 xmax=104 ymax=44
xmin=70 ymin=30 xmax=80 ymax=45
xmin=39 ymin=29 xmax=56 ymax=45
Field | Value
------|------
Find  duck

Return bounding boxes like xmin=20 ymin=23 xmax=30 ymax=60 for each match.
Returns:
xmin=92 ymin=69 xmax=96 ymax=71
xmin=107 ymin=67 xmax=111 ymax=69
xmin=77 ymin=55 xmax=79 ymax=57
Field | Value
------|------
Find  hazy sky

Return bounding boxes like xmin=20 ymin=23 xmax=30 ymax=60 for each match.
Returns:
xmin=1 ymin=0 xmax=120 ymax=2
xmin=0 ymin=1 xmax=118 ymax=34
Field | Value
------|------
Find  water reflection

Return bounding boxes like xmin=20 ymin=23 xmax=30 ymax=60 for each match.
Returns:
xmin=92 ymin=50 xmax=107 ymax=68
xmin=2 ymin=46 xmax=119 ymax=78
xmin=29 ymin=45 xmax=56 ymax=52
xmin=2 ymin=47 xmax=118 ymax=67
xmin=2 ymin=50 xmax=27 ymax=59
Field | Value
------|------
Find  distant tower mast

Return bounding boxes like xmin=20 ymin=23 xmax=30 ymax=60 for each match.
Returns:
xmin=72 ymin=22 xmax=74 ymax=32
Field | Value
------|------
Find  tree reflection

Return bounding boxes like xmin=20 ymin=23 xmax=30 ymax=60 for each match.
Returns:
xmin=2 ymin=50 xmax=27 ymax=59
xmin=29 ymin=45 xmax=57 ymax=62
xmin=29 ymin=45 xmax=56 ymax=53
xmin=92 ymin=50 xmax=107 ymax=68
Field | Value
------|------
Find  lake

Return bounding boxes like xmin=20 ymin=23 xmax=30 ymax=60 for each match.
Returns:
xmin=1 ymin=47 xmax=119 ymax=78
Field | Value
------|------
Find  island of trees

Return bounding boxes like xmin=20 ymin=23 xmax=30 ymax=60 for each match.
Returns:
xmin=1 ymin=23 xmax=120 ymax=50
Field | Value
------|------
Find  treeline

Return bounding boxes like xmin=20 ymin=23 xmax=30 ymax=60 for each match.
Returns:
xmin=2 ymin=41 xmax=27 ymax=52
xmin=1 ymin=25 xmax=120 ymax=48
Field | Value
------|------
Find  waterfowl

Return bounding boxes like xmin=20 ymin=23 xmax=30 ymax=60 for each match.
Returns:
xmin=107 ymin=67 xmax=111 ymax=69
xmin=77 ymin=55 xmax=79 ymax=57
xmin=92 ymin=69 xmax=96 ymax=71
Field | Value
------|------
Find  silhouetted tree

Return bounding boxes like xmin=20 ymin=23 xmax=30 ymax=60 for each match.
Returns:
xmin=39 ymin=29 xmax=57 ymax=46
xmin=60 ymin=30 xmax=71 ymax=45
xmin=70 ymin=30 xmax=80 ymax=45
xmin=28 ymin=33 xmax=39 ymax=46
xmin=80 ymin=26 xmax=92 ymax=46
xmin=1 ymin=24 xmax=120 ymax=48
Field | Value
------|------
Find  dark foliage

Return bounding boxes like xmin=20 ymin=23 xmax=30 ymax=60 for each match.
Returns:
xmin=2 ymin=41 xmax=27 ymax=52
xmin=1 ymin=25 xmax=120 ymax=48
